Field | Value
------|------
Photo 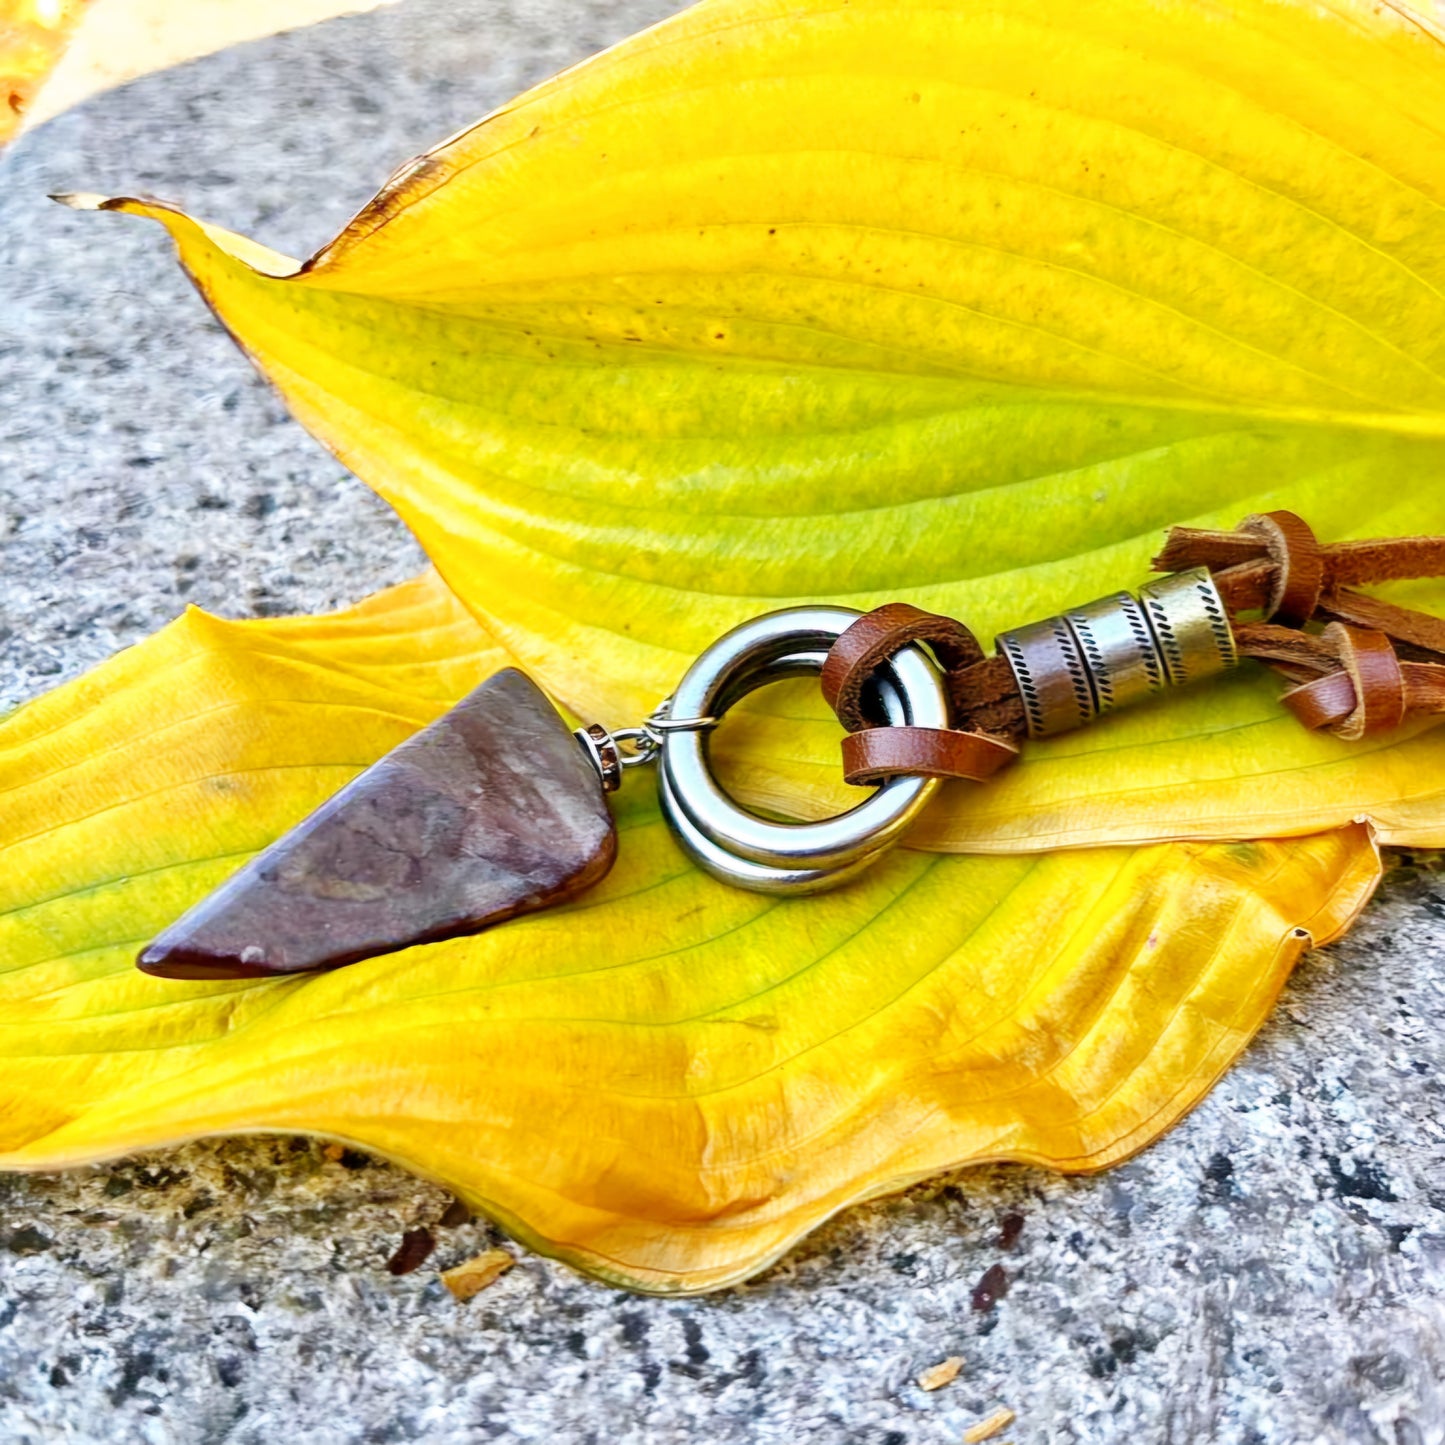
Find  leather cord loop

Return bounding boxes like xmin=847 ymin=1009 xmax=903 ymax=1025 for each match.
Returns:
xmin=1156 ymin=515 xmax=1445 ymax=662
xmin=1280 ymin=671 xmax=1356 ymax=732
xmin=822 ymin=603 xmax=983 ymax=733
xmin=1324 ymin=623 xmax=1407 ymax=739
xmin=841 ymin=726 xmax=1019 ymax=786
xmin=1157 ymin=511 xmax=1445 ymax=739
xmin=1280 ymin=623 xmax=1406 ymax=739
xmin=823 ymin=605 xmax=1020 ymax=786
xmin=1239 ymin=511 xmax=1324 ymax=627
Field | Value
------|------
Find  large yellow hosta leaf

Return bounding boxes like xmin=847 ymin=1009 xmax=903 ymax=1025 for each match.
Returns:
xmin=1 ymin=0 xmax=91 ymax=144
xmin=0 ymin=574 xmax=1381 ymax=1290
xmin=74 ymin=0 xmax=1445 ymax=851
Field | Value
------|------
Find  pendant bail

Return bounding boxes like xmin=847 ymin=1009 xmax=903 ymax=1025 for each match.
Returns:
xmin=574 ymin=722 xmax=626 ymax=792
xmin=574 ymin=701 xmax=719 ymax=793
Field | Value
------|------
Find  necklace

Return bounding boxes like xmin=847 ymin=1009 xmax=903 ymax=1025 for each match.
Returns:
xmin=136 ymin=509 xmax=1445 ymax=980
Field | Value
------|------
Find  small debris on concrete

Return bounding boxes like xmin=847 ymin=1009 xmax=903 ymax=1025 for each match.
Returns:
xmin=438 ymin=1197 xmax=471 ymax=1229
xmin=386 ymin=1227 xmax=436 ymax=1276
xmin=964 ymin=1406 xmax=1016 ymax=1442
xmin=916 ymin=1355 xmax=964 ymax=1391
xmin=970 ymin=1262 xmax=1009 ymax=1311
xmin=4 ymin=1225 xmax=53 ymax=1255
xmin=996 ymin=1212 xmax=1025 ymax=1250
xmin=441 ymin=1248 xmax=515 ymax=1302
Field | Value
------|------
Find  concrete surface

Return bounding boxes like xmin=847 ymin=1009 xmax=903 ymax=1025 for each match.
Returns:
xmin=2 ymin=2 xmax=1443 ymax=1441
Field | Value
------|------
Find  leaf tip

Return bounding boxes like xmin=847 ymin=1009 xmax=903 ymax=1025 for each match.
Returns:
xmin=48 ymin=191 xmax=110 ymax=211
xmin=48 ymin=191 xmax=161 ymax=218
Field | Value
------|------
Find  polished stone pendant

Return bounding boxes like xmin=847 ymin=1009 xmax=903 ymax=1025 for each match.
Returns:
xmin=139 ymin=569 xmax=1243 ymax=980
xmin=138 ymin=669 xmax=617 ymax=979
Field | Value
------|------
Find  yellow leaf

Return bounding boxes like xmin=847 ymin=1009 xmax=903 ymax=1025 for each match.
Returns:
xmin=0 ymin=575 xmax=1382 ymax=1291
xmin=0 ymin=570 xmax=505 ymax=1147
xmin=19 ymin=0 xmax=400 ymax=133
xmin=0 ymin=0 xmax=90 ymax=144
xmin=75 ymin=0 xmax=1445 ymax=849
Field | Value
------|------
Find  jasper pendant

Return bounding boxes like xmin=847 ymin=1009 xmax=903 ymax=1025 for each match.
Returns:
xmin=138 ymin=669 xmax=617 ymax=979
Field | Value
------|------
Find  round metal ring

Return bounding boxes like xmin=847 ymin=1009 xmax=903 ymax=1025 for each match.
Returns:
xmin=658 ymin=647 xmax=906 ymax=894
xmin=658 ymin=606 xmax=948 ymax=890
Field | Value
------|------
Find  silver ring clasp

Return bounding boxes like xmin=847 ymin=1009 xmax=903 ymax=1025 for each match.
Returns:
xmin=657 ymin=605 xmax=949 ymax=894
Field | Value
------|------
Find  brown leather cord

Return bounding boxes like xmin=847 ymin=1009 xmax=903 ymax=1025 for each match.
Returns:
xmin=1320 ymin=625 xmax=1405 ymax=739
xmin=821 ymin=602 xmax=983 ymax=733
xmin=840 ymin=726 xmax=1019 ymax=786
xmin=946 ymin=654 xmax=1029 ymax=739
xmin=1279 ymin=624 xmax=1405 ymax=739
xmin=1212 ymin=560 xmax=1273 ymax=615
xmin=824 ymin=606 xmax=1020 ymax=784
xmin=1157 ymin=509 xmax=1445 ymax=741
xmin=1404 ymin=661 xmax=1445 ymax=716
xmin=1152 ymin=529 xmax=1262 ymax=572
xmin=1239 ymin=511 xmax=1325 ymax=626
xmin=824 ymin=513 xmax=1445 ymax=788
xmin=1283 ymin=646 xmax=1445 ymax=736
xmin=1156 ymin=510 xmax=1445 ymax=655
xmin=1280 ymin=670 xmax=1357 ymax=732
xmin=1230 ymin=622 xmax=1337 ymax=683
xmin=1157 ymin=510 xmax=1325 ymax=624
xmin=1322 ymin=536 xmax=1445 ymax=587
xmin=1315 ymin=587 xmax=1445 ymax=656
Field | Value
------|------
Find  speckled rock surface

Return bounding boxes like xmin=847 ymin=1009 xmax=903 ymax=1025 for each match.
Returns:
xmin=2 ymin=4 xmax=1443 ymax=1442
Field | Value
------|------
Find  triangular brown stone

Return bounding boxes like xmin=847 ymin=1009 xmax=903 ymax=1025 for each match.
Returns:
xmin=138 ymin=669 xmax=616 ymax=979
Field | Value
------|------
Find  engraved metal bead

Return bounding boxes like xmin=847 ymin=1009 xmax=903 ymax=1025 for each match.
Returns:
xmin=995 ymin=614 xmax=1098 ymax=739
xmin=1138 ymin=566 xmax=1238 ymax=686
xmin=1063 ymin=591 xmax=1167 ymax=716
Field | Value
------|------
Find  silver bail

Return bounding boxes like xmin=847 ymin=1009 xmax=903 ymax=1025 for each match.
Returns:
xmin=574 ymin=700 xmax=720 ymax=794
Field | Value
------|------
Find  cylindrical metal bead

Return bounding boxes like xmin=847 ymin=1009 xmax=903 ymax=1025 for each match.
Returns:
xmin=995 ymin=615 xmax=1098 ymax=739
xmin=1138 ymin=566 xmax=1237 ymax=686
xmin=1063 ymin=591 xmax=1167 ymax=716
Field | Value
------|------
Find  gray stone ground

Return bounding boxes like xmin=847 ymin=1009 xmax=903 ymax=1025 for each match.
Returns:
xmin=2 ymin=2 xmax=1444 ymax=1440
